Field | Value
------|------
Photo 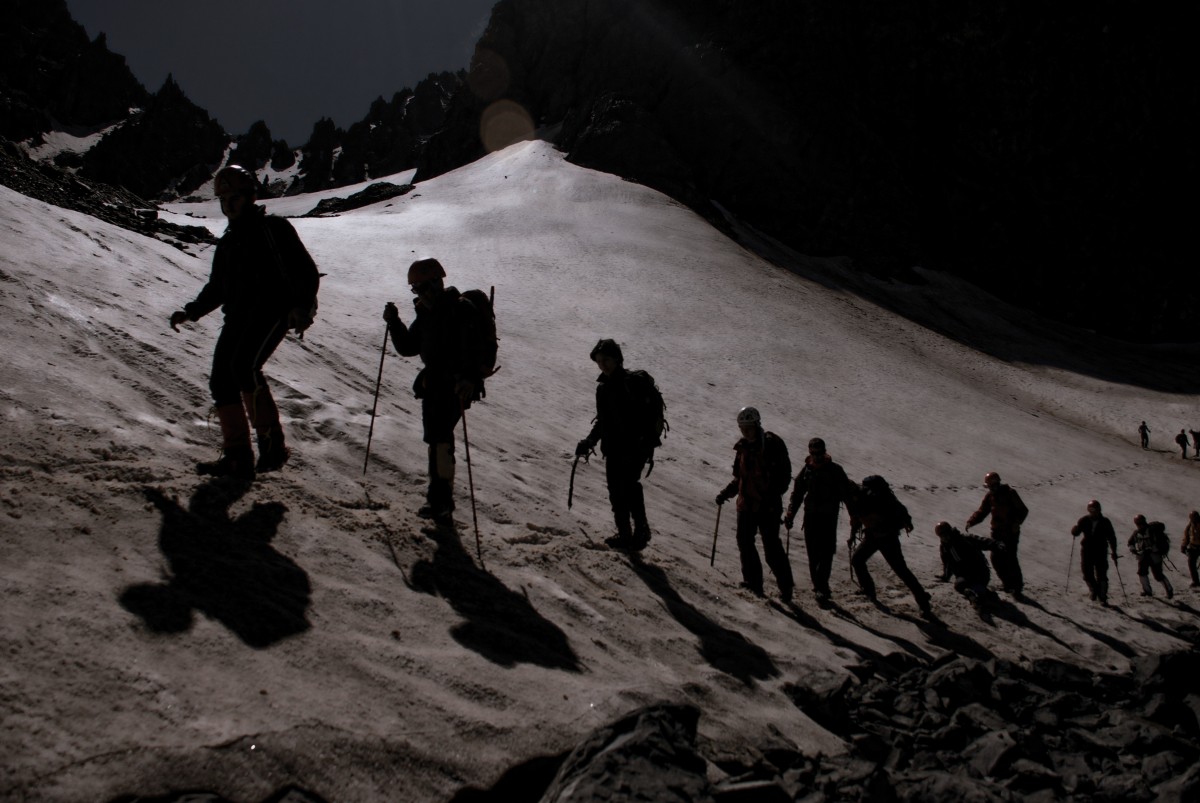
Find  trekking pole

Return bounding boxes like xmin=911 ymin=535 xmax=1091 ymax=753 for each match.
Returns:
xmin=785 ymin=524 xmax=791 ymax=557
xmin=460 ymin=401 xmax=483 ymax=567
xmin=568 ymin=455 xmax=580 ymax=509
xmin=1065 ymin=534 xmax=1075 ymax=593
xmin=710 ymin=504 xmax=722 ymax=566
xmin=363 ymin=320 xmax=390 ymax=475
xmin=1113 ymin=555 xmax=1129 ymax=604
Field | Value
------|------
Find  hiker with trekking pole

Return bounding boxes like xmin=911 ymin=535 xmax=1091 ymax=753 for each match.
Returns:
xmin=714 ymin=407 xmax=795 ymax=602
xmin=574 ymin=339 xmax=666 ymax=551
xmin=1069 ymin=499 xmax=1119 ymax=606
xmin=381 ymin=258 xmax=497 ymax=534
xmin=783 ymin=437 xmax=856 ymax=609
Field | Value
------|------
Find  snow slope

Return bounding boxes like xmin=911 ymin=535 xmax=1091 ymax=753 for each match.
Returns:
xmin=2 ymin=140 xmax=1199 ymax=801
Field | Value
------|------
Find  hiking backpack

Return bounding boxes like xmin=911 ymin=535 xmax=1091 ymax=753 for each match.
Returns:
xmin=625 ymin=369 xmax=668 ymax=447
xmin=459 ymin=287 xmax=499 ymax=388
xmin=1150 ymin=521 xmax=1170 ymax=554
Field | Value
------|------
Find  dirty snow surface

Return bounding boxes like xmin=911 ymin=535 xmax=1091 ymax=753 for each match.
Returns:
xmin=2 ymin=140 xmax=1198 ymax=801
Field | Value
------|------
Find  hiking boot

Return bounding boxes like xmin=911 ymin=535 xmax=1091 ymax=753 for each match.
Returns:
xmin=255 ymin=436 xmax=289 ymax=473
xmin=739 ymin=582 xmax=765 ymax=597
xmin=779 ymin=584 xmax=794 ymax=604
xmin=814 ymin=591 xmax=833 ymax=609
xmin=418 ymin=501 xmax=455 ymax=525
xmin=916 ymin=591 xmax=933 ymax=615
xmin=604 ymin=533 xmax=638 ymax=550
xmin=197 ymin=448 xmax=255 ymax=481
xmin=632 ymin=522 xmax=652 ymax=549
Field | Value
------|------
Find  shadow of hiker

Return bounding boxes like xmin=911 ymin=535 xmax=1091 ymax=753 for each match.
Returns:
xmin=407 ymin=526 xmax=581 ymax=672
xmin=119 ymin=482 xmax=311 ymax=649
xmin=1018 ymin=596 xmax=1139 ymax=658
xmin=627 ymin=554 xmax=778 ymax=686
xmin=988 ymin=597 xmax=1078 ymax=655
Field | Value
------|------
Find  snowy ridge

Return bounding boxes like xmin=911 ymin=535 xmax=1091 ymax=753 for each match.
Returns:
xmin=1 ymin=140 xmax=1198 ymax=800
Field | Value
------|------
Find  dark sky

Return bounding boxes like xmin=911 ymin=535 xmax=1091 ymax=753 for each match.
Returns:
xmin=64 ymin=0 xmax=497 ymax=145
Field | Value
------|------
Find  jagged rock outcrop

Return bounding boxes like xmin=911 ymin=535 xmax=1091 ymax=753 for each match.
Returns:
xmin=0 ymin=0 xmax=149 ymax=144
xmin=421 ymin=0 xmax=1200 ymax=342
xmin=0 ymin=139 xmax=215 ymax=252
xmin=79 ymin=75 xmax=228 ymax=201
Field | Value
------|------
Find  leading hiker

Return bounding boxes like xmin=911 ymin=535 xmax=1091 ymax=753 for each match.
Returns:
xmin=169 ymin=165 xmax=319 ymax=480
xmin=383 ymin=258 xmax=487 ymax=525
xmin=1070 ymin=499 xmax=1119 ymax=605
xmin=575 ymin=339 xmax=665 ymax=550
xmin=965 ymin=472 xmax=1029 ymax=597
xmin=715 ymin=406 xmax=795 ymax=602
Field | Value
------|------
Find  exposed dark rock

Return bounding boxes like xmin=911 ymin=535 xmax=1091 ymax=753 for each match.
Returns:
xmin=79 ymin=75 xmax=228 ymax=201
xmin=301 ymin=182 xmax=414 ymax=217
xmin=0 ymin=0 xmax=148 ymax=143
xmin=0 ymin=138 xmax=214 ymax=252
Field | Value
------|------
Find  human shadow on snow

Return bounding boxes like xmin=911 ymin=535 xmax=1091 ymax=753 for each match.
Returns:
xmin=626 ymin=555 xmax=778 ymax=686
xmin=120 ymin=482 xmax=311 ymax=648
xmin=407 ymin=526 xmax=581 ymax=672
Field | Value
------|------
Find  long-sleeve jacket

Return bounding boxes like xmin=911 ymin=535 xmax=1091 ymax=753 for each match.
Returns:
xmin=184 ymin=205 xmax=319 ymax=324
xmin=1071 ymin=514 xmax=1117 ymax=557
xmin=1184 ymin=518 xmax=1200 ymax=551
xmin=388 ymin=286 xmax=481 ymax=399
xmin=966 ymin=484 xmax=1028 ymax=536
xmin=585 ymin=368 xmax=660 ymax=456
xmin=786 ymin=454 xmax=855 ymax=521
xmin=938 ymin=528 xmax=999 ymax=585
xmin=848 ymin=487 xmax=912 ymax=537
xmin=719 ymin=431 xmax=791 ymax=514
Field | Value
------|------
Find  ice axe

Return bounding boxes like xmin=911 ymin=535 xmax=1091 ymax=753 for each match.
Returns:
xmin=363 ymin=319 xmax=390 ymax=475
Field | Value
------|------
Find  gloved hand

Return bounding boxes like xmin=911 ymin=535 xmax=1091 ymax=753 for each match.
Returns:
xmin=715 ymin=491 xmax=731 ymax=506
xmin=783 ymin=509 xmax=795 ymax=529
xmin=383 ymin=302 xmax=400 ymax=325
xmin=168 ymin=310 xmax=189 ymax=332
xmin=455 ymin=378 xmax=476 ymax=406
xmin=575 ymin=439 xmax=594 ymax=458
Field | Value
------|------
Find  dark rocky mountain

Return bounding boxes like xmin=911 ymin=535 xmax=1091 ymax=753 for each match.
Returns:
xmin=419 ymin=0 xmax=1200 ymax=343
xmin=1 ymin=0 xmax=148 ymax=144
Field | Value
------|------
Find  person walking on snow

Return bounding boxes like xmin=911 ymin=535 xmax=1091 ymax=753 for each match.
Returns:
xmin=966 ymin=472 xmax=1029 ymax=596
xmin=383 ymin=258 xmax=484 ymax=525
xmin=1176 ymin=429 xmax=1191 ymax=459
xmin=1182 ymin=510 xmax=1200 ymax=588
xmin=934 ymin=521 xmax=1002 ymax=611
xmin=783 ymin=437 xmax=856 ymax=608
xmin=1138 ymin=421 xmax=1151 ymax=449
xmin=715 ymin=407 xmax=795 ymax=601
xmin=1070 ymin=499 xmax=1119 ymax=605
xmin=1128 ymin=514 xmax=1174 ymax=598
xmin=575 ymin=339 xmax=662 ymax=550
xmin=847 ymin=475 xmax=932 ymax=616
xmin=169 ymin=165 xmax=319 ymax=481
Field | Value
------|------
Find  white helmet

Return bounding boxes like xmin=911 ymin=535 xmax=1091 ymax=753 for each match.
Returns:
xmin=736 ymin=406 xmax=761 ymax=426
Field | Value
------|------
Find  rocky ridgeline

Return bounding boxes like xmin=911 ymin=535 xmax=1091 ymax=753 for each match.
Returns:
xmin=300 ymin=182 xmax=414 ymax=217
xmin=0 ymin=139 xmax=215 ymax=253
xmin=447 ymin=647 xmax=1200 ymax=803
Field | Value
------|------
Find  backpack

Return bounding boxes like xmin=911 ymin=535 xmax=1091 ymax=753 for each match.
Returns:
xmin=625 ymin=369 xmax=669 ymax=447
xmin=459 ymin=287 xmax=499 ymax=386
xmin=1150 ymin=521 xmax=1170 ymax=554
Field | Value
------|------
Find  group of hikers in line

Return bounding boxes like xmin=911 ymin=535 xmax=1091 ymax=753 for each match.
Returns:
xmin=1139 ymin=421 xmax=1200 ymax=459
xmin=168 ymin=165 xmax=1198 ymax=619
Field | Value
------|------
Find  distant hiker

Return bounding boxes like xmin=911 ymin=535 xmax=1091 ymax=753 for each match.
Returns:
xmin=847 ymin=475 xmax=932 ymax=616
xmin=783 ymin=437 xmax=856 ymax=607
xmin=169 ymin=165 xmax=319 ymax=480
xmin=1128 ymin=514 xmax=1174 ymax=599
xmin=965 ymin=472 xmax=1029 ymax=596
xmin=383 ymin=258 xmax=486 ymax=525
xmin=1138 ymin=421 xmax=1150 ymax=449
xmin=1175 ymin=430 xmax=1190 ymax=459
xmin=934 ymin=521 xmax=1002 ymax=611
xmin=715 ymin=407 xmax=795 ymax=601
xmin=1070 ymin=500 xmax=1119 ymax=605
xmin=575 ymin=339 xmax=665 ymax=550
xmin=1183 ymin=510 xmax=1200 ymax=588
